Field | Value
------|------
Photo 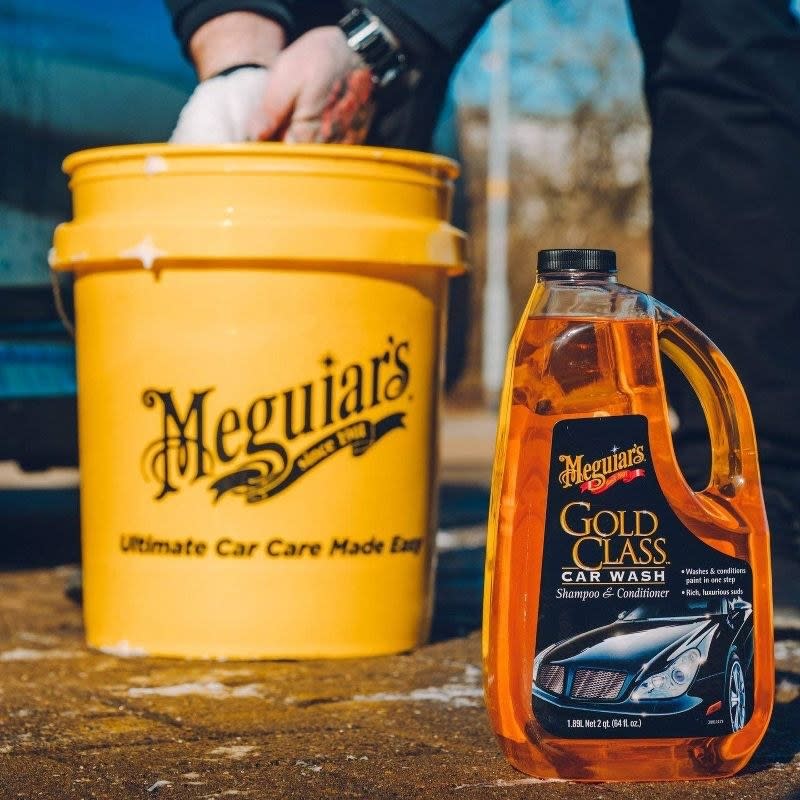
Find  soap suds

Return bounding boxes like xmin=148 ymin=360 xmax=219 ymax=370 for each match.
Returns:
xmin=144 ymin=155 xmax=169 ymax=175
xmin=119 ymin=236 xmax=167 ymax=270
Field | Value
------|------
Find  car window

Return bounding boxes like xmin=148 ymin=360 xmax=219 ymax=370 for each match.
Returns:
xmin=619 ymin=599 xmax=724 ymax=620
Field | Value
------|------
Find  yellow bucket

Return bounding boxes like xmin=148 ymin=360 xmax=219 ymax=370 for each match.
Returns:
xmin=52 ymin=144 xmax=465 ymax=659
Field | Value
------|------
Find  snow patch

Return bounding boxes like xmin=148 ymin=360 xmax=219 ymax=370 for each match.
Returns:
xmin=775 ymin=640 xmax=800 ymax=662
xmin=207 ymin=745 xmax=258 ymax=760
xmin=128 ymin=681 xmax=263 ymax=699
xmin=455 ymin=777 xmax=567 ymax=789
xmin=354 ymin=664 xmax=483 ymax=708
xmin=99 ymin=640 xmax=149 ymax=658
xmin=0 ymin=648 xmax=82 ymax=661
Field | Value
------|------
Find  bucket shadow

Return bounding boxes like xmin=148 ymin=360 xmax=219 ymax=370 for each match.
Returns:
xmin=0 ymin=487 xmax=80 ymax=568
xmin=1 ymin=477 xmax=494 ymax=640
xmin=432 ymin=483 xmax=489 ymax=642
xmin=746 ymin=673 xmax=800 ymax=772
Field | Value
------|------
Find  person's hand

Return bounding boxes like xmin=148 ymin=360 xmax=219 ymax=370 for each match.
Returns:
xmin=248 ymin=27 xmax=375 ymax=144
xmin=170 ymin=67 xmax=271 ymax=144
xmin=169 ymin=12 xmax=284 ymax=144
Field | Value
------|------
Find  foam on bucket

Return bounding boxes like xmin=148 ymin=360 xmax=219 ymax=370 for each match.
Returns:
xmin=52 ymin=144 xmax=465 ymax=659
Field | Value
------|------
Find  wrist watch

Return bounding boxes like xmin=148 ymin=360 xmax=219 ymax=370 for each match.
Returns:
xmin=338 ymin=6 xmax=409 ymax=88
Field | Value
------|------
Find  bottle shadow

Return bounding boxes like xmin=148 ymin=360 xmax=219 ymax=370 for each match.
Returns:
xmin=738 ymin=668 xmax=800 ymax=773
xmin=0 ymin=487 xmax=80 ymax=568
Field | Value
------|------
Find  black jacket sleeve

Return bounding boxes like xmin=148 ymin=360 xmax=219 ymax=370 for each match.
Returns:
xmin=165 ymin=0 xmax=297 ymax=50
xmin=165 ymin=0 xmax=506 ymax=67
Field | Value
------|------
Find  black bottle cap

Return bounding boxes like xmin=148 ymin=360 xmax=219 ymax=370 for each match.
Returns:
xmin=537 ymin=249 xmax=617 ymax=274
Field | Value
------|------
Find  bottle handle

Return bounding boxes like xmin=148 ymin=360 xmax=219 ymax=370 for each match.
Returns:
xmin=656 ymin=307 xmax=760 ymax=510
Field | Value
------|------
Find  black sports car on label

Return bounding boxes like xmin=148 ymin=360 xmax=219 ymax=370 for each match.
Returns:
xmin=533 ymin=598 xmax=754 ymax=736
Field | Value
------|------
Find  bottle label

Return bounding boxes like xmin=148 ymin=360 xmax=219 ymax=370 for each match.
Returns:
xmin=533 ymin=415 xmax=754 ymax=738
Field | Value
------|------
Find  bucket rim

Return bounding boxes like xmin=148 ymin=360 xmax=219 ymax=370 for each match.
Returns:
xmin=62 ymin=142 xmax=460 ymax=179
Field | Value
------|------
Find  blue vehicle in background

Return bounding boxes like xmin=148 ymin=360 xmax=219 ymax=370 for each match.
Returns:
xmin=0 ymin=1 xmax=473 ymax=563
xmin=0 ymin=0 xmax=637 ymax=566
xmin=0 ymin=1 xmax=193 ymax=559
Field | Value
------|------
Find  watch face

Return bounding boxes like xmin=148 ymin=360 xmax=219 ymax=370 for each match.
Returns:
xmin=339 ymin=7 xmax=406 ymax=87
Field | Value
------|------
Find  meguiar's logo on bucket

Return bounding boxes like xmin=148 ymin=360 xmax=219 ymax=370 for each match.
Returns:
xmin=141 ymin=336 xmax=410 ymax=504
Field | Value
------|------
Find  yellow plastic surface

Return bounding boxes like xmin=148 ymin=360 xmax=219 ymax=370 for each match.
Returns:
xmin=53 ymin=144 xmax=465 ymax=271
xmin=55 ymin=143 xmax=464 ymax=658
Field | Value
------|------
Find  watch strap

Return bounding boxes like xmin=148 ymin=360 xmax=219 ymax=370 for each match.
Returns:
xmin=338 ymin=6 xmax=408 ymax=88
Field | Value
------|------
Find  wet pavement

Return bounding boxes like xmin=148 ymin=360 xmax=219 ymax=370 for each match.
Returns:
xmin=0 ymin=566 xmax=798 ymax=800
xmin=1 ymin=410 xmax=799 ymax=798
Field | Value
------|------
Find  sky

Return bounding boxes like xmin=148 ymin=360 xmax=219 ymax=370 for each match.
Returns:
xmin=454 ymin=0 xmax=643 ymax=115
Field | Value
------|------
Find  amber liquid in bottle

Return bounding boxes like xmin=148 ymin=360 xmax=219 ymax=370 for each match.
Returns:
xmin=484 ymin=272 xmax=774 ymax=781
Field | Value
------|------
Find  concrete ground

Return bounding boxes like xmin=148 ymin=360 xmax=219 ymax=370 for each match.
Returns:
xmin=1 ymin=409 xmax=799 ymax=798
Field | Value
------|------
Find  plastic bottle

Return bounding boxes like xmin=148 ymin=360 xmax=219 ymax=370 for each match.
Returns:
xmin=484 ymin=249 xmax=773 ymax=781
